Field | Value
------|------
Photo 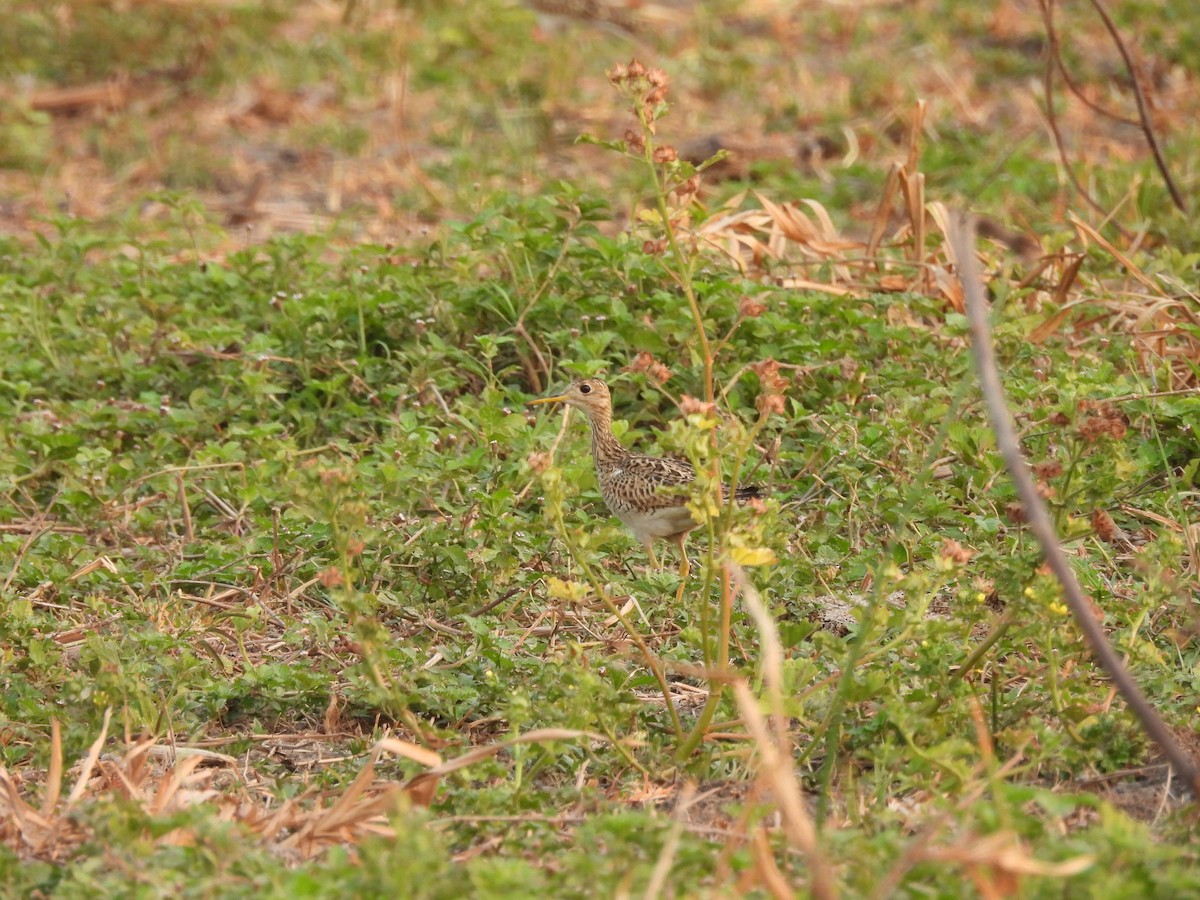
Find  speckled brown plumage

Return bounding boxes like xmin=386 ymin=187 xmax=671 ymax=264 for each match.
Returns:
xmin=527 ymin=378 xmax=760 ymax=590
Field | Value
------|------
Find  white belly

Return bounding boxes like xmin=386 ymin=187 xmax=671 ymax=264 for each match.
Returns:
xmin=614 ymin=504 xmax=698 ymax=543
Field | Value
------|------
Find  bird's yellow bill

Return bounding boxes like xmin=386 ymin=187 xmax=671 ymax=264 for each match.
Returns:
xmin=526 ymin=395 xmax=567 ymax=406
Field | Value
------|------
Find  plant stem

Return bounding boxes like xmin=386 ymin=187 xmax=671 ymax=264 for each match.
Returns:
xmin=675 ymin=564 xmax=733 ymax=760
xmin=558 ymin=516 xmax=684 ymax=739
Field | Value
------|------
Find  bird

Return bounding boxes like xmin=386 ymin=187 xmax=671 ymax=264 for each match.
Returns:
xmin=527 ymin=377 xmax=760 ymax=598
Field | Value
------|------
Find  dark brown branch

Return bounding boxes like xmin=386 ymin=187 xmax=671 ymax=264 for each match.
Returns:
xmin=1035 ymin=0 xmax=1131 ymax=237
xmin=1042 ymin=0 xmax=1139 ymax=127
xmin=948 ymin=214 xmax=1200 ymax=795
xmin=1087 ymin=0 xmax=1187 ymax=212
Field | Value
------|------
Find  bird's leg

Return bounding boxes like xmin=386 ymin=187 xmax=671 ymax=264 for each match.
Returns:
xmin=644 ymin=540 xmax=661 ymax=572
xmin=673 ymin=533 xmax=690 ymax=603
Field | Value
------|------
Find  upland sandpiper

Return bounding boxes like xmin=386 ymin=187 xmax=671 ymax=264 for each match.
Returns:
xmin=527 ymin=378 xmax=760 ymax=596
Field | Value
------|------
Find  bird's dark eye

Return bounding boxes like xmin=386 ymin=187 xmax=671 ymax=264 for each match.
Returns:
xmin=579 ymin=383 xmax=592 ymax=394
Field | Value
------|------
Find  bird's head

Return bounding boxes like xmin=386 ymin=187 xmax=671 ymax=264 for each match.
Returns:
xmin=526 ymin=378 xmax=612 ymax=417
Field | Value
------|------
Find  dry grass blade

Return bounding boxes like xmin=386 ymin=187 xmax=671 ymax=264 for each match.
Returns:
xmin=0 ymin=767 xmax=49 ymax=850
xmin=698 ymin=192 xmax=863 ymax=291
xmin=377 ymin=736 xmax=443 ymax=768
xmin=1069 ymin=214 xmax=1163 ymax=295
xmin=413 ymin=728 xmax=604 ymax=780
xmin=1029 ymin=298 xmax=1090 ymax=345
xmin=642 ymin=782 xmax=696 ymax=900
xmin=773 ymin=279 xmax=855 ymax=297
xmin=919 ymin=829 xmax=1095 ymax=878
xmin=732 ymin=685 xmax=834 ymax=899
xmin=699 ymin=169 xmax=998 ymax=303
xmin=3 ymin=718 xmax=524 ymax=865
xmin=65 ymin=707 xmax=112 ymax=809
xmin=869 ymin=736 xmax=1037 ymax=899
xmin=927 ymin=203 xmax=969 ymax=311
xmin=105 ymin=737 xmax=156 ymax=802
xmin=867 ymin=162 xmax=903 ymax=262
xmin=400 ymin=728 xmax=607 ymax=808
xmin=753 ymin=193 xmax=862 ymax=261
xmin=750 ymin=825 xmax=795 ymax=900
xmin=28 ymin=80 xmax=127 ymax=114
xmin=901 ymin=101 xmax=927 ymax=279
xmin=151 ymin=755 xmax=206 ymax=816
xmin=949 ymin=212 xmax=1200 ymax=794
xmin=1052 ymin=252 xmax=1085 ymax=303
xmin=801 ymin=200 xmax=843 ymax=242
xmin=281 ymin=746 xmax=400 ymax=856
xmin=41 ymin=719 xmax=63 ymax=816
xmin=730 ymin=562 xmax=837 ymax=900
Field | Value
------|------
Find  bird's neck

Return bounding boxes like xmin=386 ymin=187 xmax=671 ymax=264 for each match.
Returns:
xmin=585 ymin=409 xmax=628 ymax=466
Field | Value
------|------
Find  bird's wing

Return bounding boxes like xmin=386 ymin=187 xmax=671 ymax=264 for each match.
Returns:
xmin=608 ymin=455 xmax=696 ymax=510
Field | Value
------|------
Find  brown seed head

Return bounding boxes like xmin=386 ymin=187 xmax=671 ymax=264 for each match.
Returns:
xmin=624 ymin=351 xmax=671 ymax=384
xmin=739 ymin=296 xmax=767 ymax=318
xmin=675 ymin=174 xmax=701 ymax=201
xmin=680 ymin=395 xmax=716 ymax=417
xmin=1092 ymin=508 xmax=1119 ymax=543
xmin=1032 ymin=460 xmax=1063 ymax=480
xmin=756 ymin=393 xmax=786 ymax=416
xmin=320 ymin=469 xmax=352 ymax=487
xmin=939 ymin=538 xmax=974 ymax=565
xmin=752 ymin=358 xmax=789 ymax=394
xmin=1076 ymin=402 xmax=1128 ymax=443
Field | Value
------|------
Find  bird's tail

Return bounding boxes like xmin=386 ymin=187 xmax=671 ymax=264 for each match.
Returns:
xmin=732 ymin=485 xmax=762 ymax=502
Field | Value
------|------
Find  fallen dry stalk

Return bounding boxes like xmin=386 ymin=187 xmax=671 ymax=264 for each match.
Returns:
xmin=731 ymin=562 xmax=838 ymax=899
xmin=948 ymin=214 xmax=1200 ymax=794
xmin=0 ymin=716 xmax=609 ymax=865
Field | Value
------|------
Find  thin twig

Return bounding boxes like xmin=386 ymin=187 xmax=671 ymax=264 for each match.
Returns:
xmin=1042 ymin=0 xmax=1138 ymax=127
xmin=949 ymin=213 xmax=1199 ymax=794
xmin=1036 ymin=0 xmax=1131 ymax=235
xmin=464 ymin=586 xmax=522 ymax=618
xmin=1086 ymin=0 xmax=1187 ymax=212
xmin=175 ymin=471 xmax=194 ymax=543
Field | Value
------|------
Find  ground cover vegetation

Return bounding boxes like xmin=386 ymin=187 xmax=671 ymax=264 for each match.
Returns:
xmin=1 ymin=0 xmax=1199 ymax=895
